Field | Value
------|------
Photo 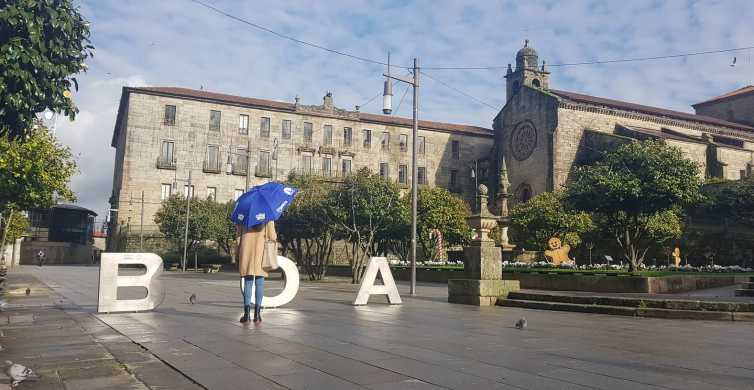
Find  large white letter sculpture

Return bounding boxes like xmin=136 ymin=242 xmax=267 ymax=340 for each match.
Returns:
xmin=353 ymin=257 xmax=402 ymax=305
xmin=98 ymin=253 xmax=164 ymax=313
xmin=246 ymin=256 xmax=300 ymax=308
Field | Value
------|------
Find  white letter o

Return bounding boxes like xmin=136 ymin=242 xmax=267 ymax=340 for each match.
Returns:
xmin=244 ymin=256 xmax=299 ymax=308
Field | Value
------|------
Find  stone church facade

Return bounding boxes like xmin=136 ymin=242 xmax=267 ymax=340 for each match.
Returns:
xmin=493 ymin=41 xmax=754 ymax=205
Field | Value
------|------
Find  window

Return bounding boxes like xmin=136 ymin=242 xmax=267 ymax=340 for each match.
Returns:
xmin=260 ymin=117 xmax=270 ymax=138
xmin=239 ymin=114 xmax=249 ymax=134
xmin=451 ymin=140 xmax=460 ymax=160
xmin=323 ymin=125 xmax=333 ymax=145
xmin=399 ymin=164 xmax=408 ymax=184
xmin=381 ymin=132 xmax=390 ymax=151
xmin=417 ymin=166 xmax=427 ymax=185
xmin=363 ymin=129 xmax=371 ymax=148
xmin=234 ymin=148 xmax=247 ymax=173
xmin=206 ymin=145 xmax=219 ymax=167
xmin=418 ymin=136 xmax=426 ymax=155
xmin=399 ymin=134 xmax=408 ymax=152
xmin=164 ymin=105 xmax=176 ymax=125
xmin=258 ymin=151 xmax=271 ymax=175
xmin=450 ymin=170 xmax=458 ymax=187
xmin=183 ymin=185 xmax=194 ymax=199
xmin=209 ymin=110 xmax=221 ymax=131
xmin=379 ymin=163 xmax=389 ymax=179
xmin=233 ymin=189 xmax=244 ymax=201
xmin=343 ymin=127 xmax=352 ymax=147
xmin=282 ymin=120 xmax=291 ymax=139
xmin=207 ymin=187 xmax=216 ymax=201
xmin=301 ymin=154 xmax=312 ymax=174
xmin=322 ymin=156 xmax=332 ymax=176
xmin=304 ymin=122 xmax=313 ymax=142
xmin=159 ymin=140 xmax=175 ymax=165
xmin=160 ymin=184 xmax=172 ymax=201
xmin=342 ymin=159 xmax=352 ymax=175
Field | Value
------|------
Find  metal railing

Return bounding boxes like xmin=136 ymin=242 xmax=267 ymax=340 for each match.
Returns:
xmin=203 ymin=160 xmax=222 ymax=174
xmin=255 ymin=166 xmax=272 ymax=178
xmin=231 ymin=162 xmax=247 ymax=176
xmin=156 ymin=156 xmax=177 ymax=170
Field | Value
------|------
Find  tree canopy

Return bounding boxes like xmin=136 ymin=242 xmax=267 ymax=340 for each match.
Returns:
xmin=0 ymin=127 xmax=77 ymax=210
xmin=1 ymin=0 xmax=93 ymax=139
xmin=510 ymin=190 xmax=593 ymax=251
xmin=413 ymin=186 xmax=471 ymax=260
xmin=566 ymin=140 xmax=701 ymax=270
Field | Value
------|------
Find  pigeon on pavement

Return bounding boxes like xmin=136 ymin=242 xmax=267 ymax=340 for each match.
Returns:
xmin=5 ymin=361 xmax=38 ymax=387
xmin=188 ymin=293 xmax=196 ymax=304
xmin=0 ymin=345 xmax=4 ymax=352
xmin=0 ymin=300 xmax=7 ymax=312
xmin=514 ymin=317 xmax=527 ymax=330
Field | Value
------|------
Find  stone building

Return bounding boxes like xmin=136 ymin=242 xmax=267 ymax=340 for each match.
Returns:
xmin=108 ymin=87 xmax=494 ymax=248
xmin=493 ymin=41 xmax=754 ymax=205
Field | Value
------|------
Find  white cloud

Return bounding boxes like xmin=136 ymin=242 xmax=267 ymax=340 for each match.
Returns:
xmin=62 ymin=0 xmax=754 ymax=218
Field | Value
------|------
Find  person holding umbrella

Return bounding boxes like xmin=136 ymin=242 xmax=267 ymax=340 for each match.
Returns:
xmin=231 ymin=182 xmax=298 ymax=324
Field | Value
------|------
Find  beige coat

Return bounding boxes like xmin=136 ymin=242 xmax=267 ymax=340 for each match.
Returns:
xmin=237 ymin=221 xmax=276 ymax=278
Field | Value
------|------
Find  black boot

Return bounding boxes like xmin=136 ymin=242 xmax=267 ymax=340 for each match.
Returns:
xmin=253 ymin=306 xmax=262 ymax=323
xmin=240 ymin=305 xmax=251 ymax=323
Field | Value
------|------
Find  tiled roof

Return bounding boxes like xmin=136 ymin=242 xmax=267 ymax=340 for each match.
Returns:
xmin=126 ymin=87 xmax=493 ymax=136
xmin=692 ymin=85 xmax=754 ymax=107
xmin=550 ymin=89 xmax=754 ymax=132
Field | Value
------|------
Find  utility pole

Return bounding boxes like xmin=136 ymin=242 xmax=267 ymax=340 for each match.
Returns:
xmin=245 ymin=137 xmax=251 ymax=190
xmin=384 ymin=56 xmax=419 ymax=296
xmin=139 ymin=191 xmax=144 ymax=251
xmin=182 ymin=170 xmax=192 ymax=272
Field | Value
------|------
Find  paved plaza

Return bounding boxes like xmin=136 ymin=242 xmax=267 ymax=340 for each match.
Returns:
xmin=4 ymin=265 xmax=754 ymax=389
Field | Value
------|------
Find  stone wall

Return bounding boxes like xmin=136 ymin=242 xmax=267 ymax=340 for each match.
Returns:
xmin=110 ymin=90 xmax=494 ymax=237
xmin=695 ymin=93 xmax=754 ymax=127
xmin=494 ymin=86 xmax=559 ymax=204
xmin=554 ymin=103 xmax=754 ymax=187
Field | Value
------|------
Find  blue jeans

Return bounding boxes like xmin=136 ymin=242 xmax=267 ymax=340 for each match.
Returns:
xmin=242 ymin=276 xmax=264 ymax=308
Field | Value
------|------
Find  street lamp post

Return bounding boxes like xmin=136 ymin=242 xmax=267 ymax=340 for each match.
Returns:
xmin=384 ymin=57 xmax=419 ymax=296
xmin=173 ymin=171 xmax=192 ymax=272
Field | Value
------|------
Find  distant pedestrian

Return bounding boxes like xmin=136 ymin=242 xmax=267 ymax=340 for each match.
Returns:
xmin=237 ymin=221 xmax=276 ymax=324
xmin=36 ymin=250 xmax=46 ymax=267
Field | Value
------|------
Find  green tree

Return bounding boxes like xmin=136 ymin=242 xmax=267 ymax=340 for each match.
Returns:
xmin=0 ymin=127 xmax=76 ymax=251
xmin=566 ymin=141 xmax=701 ymax=271
xmin=0 ymin=127 xmax=77 ymax=209
xmin=1 ymin=0 xmax=94 ymax=139
xmin=204 ymin=200 xmax=237 ymax=263
xmin=414 ymin=186 xmax=472 ymax=261
xmin=510 ymin=190 xmax=593 ymax=251
xmin=277 ymin=174 xmax=339 ymax=280
xmin=154 ymin=196 xmax=211 ymax=264
xmin=330 ymin=168 xmax=404 ymax=283
xmin=0 ymin=208 xmax=29 ymax=262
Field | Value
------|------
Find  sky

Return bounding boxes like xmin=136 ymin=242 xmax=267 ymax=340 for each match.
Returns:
xmin=54 ymin=0 xmax=754 ymax=222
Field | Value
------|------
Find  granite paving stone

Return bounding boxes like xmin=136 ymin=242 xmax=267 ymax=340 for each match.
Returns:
xmin=14 ymin=265 xmax=754 ymax=390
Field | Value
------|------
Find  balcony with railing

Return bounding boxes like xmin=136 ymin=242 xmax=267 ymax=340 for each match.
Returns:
xmin=230 ymin=162 xmax=247 ymax=176
xmin=255 ymin=165 xmax=272 ymax=178
xmin=203 ymin=159 xmax=222 ymax=174
xmin=156 ymin=156 xmax=177 ymax=170
xmin=291 ymin=168 xmax=348 ymax=182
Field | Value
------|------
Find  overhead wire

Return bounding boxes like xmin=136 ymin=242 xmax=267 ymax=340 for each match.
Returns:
xmin=395 ymin=83 xmax=411 ymax=115
xmin=188 ymin=0 xmax=410 ymax=69
xmin=419 ymin=71 xmax=499 ymax=111
xmin=188 ymin=0 xmax=754 ymax=71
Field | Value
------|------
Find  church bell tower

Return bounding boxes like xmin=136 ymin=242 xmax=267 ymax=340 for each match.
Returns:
xmin=505 ymin=40 xmax=550 ymax=102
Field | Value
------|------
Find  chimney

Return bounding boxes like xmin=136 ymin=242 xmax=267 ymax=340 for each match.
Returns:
xmin=323 ymin=92 xmax=333 ymax=110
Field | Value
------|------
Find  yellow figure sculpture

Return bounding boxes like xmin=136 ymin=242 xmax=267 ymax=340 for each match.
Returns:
xmin=672 ymin=247 xmax=681 ymax=267
xmin=544 ymin=237 xmax=571 ymax=265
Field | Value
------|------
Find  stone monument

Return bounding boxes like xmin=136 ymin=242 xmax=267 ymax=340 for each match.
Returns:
xmin=448 ymin=184 xmax=520 ymax=306
xmin=495 ymin=158 xmax=516 ymax=253
xmin=672 ymin=247 xmax=681 ymax=267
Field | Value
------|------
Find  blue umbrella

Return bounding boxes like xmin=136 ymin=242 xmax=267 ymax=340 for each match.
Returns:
xmin=231 ymin=182 xmax=298 ymax=228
